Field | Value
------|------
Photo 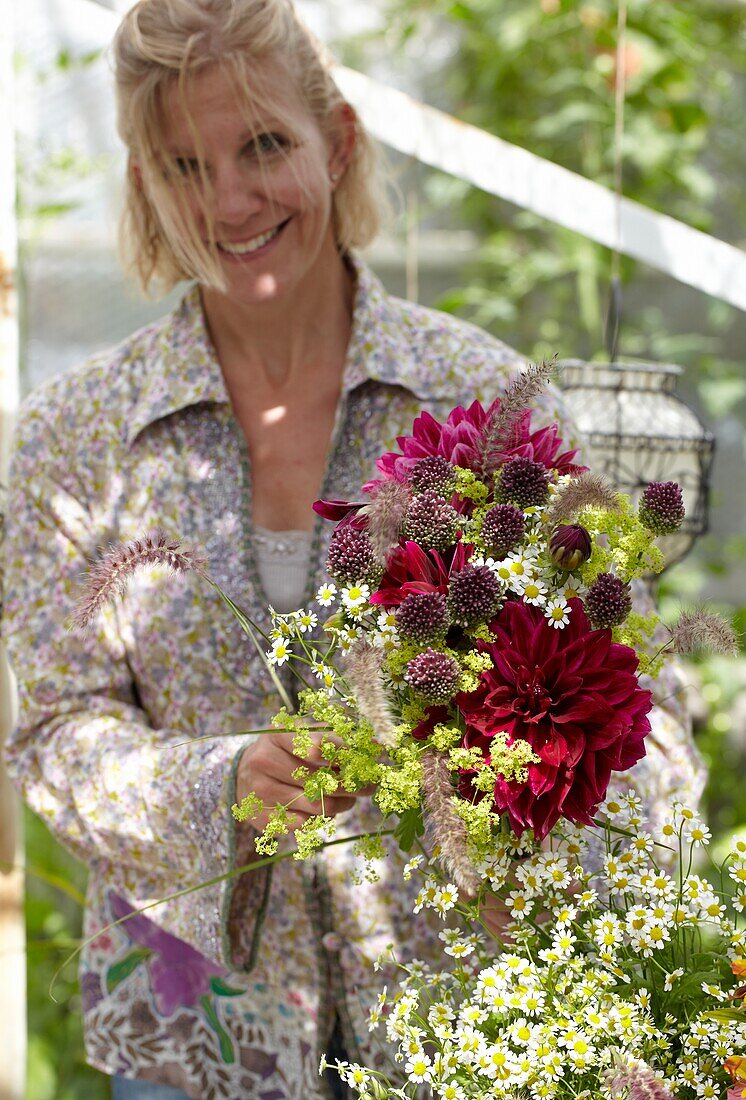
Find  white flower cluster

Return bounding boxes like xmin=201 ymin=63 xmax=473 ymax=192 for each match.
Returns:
xmin=352 ymin=796 xmax=746 ymax=1100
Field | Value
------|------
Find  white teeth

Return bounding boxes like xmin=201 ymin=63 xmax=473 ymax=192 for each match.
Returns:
xmin=219 ymin=225 xmax=281 ymax=255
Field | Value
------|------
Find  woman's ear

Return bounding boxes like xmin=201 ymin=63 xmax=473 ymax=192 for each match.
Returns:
xmin=131 ymin=160 xmax=144 ymax=190
xmin=327 ymin=102 xmax=357 ymax=185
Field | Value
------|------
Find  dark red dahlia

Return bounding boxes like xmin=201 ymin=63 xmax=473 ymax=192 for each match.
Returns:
xmin=455 ymin=599 xmax=653 ymax=839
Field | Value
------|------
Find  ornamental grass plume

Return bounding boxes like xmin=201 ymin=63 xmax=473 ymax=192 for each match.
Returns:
xmin=604 ymin=1059 xmax=677 ymax=1100
xmin=421 ymin=749 xmax=479 ymax=894
xmin=669 ymin=606 xmax=739 ymax=658
xmin=343 ymin=639 xmax=399 ymax=749
xmin=478 ymin=358 xmax=556 ymax=475
xmin=72 ymin=530 xmax=205 ymax=633
xmin=545 ymin=471 xmax=620 ymax=525
xmin=363 ymin=480 xmax=412 ymax=566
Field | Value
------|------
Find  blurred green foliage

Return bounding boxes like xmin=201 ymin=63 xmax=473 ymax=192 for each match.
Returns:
xmin=24 ymin=808 xmax=108 ymax=1097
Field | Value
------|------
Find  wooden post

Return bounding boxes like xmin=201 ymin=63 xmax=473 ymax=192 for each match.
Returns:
xmin=0 ymin=3 xmax=25 ymax=1097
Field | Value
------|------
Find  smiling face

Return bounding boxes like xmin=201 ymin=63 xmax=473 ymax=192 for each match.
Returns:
xmin=155 ymin=59 xmax=349 ymax=307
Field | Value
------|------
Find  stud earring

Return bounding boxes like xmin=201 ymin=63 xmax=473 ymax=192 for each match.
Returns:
xmin=330 ymin=172 xmax=339 ymax=183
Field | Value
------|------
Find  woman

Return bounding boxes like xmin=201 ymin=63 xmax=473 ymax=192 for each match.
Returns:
xmin=2 ymin=0 xmax=704 ymax=1097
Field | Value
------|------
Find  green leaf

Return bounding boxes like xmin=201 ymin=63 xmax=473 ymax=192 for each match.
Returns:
xmin=200 ymin=995 xmax=235 ymax=1063
xmin=394 ymin=806 xmax=424 ymax=852
xmin=209 ymin=976 xmax=245 ymax=998
xmin=105 ymin=948 xmax=152 ymax=993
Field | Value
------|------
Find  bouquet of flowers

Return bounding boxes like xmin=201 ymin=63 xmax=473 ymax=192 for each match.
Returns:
xmin=75 ymin=362 xmax=742 ymax=1098
xmin=220 ymin=362 xmax=730 ymax=878
xmin=322 ymin=797 xmax=746 ymax=1100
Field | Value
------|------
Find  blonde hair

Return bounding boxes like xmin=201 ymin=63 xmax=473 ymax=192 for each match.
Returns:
xmin=113 ymin=0 xmax=385 ymax=295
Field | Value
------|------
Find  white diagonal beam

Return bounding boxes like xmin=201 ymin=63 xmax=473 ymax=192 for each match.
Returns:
xmin=335 ymin=65 xmax=746 ymax=312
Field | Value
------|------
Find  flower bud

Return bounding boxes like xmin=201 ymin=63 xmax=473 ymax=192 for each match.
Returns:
xmin=323 ymin=610 xmax=347 ymax=633
xmin=549 ymin=524 xmax=592 ymax=571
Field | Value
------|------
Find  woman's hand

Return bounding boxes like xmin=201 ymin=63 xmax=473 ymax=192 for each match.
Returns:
xmin=236 ymin=729 xmax=363 ymax=832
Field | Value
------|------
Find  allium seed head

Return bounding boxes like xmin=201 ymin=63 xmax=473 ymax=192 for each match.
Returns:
xmin=495 ymin=455 xmax=550 ymax=509
xmin=326 ymin=525 xmax=379 ymax=585
xmin=585 ymin=572 xmax=632 ymax=628
xmin=638 ymin=481 xmax=685 ymax=535
xmin=396 ymin=591 xmax=450 ymax=645
xmin=408 ymin=455 xmax=457 ymax=497
xmin=405 ymin=648 xmax=461 ymax=704
xmin=549 ymin=524 xmax=592 ymax=571
xmin=480 ymin=504 xmax=526 ymax=559
xmin=402 ymin=491 xmax=460 ymax=553
xmin=448 ymin=564 xmax=504 ymax=628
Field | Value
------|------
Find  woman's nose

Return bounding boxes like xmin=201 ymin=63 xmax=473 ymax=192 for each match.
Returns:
xmin=212 ymin=164 xmax=263 ymax=226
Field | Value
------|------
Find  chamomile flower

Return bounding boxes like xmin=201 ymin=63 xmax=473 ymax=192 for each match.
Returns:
xmin=437 ymin=1081 xmax=466 ymax=1100
xmin=341 ymin=582 xmax=370 ymax=611
xmin=377 ymin=610 xmax=398 ymax=631
xmin=312 ymin=663 xmax=335 ymax=693
xmin=295 ymin=609 xmax=318 ymax=633
xmin=664 ymin=968 xmax=685 ymax=991
xmin=684 ymin=819 xmax=712 ymax=847
xmin=316 ymin=582 xmax=337 ymax=606
xmin=405 ymin=1052 xmax=432 ymax=1083
xmin=522 ymin=578 xmax=548 ymax=606
xmin=560 ymin=578 xmax=587 ymax=601
xmin=267 ymin=638 xmax=292 ymax=665
xmin=433 ymin=885 xmax=459 ymax=914
xmin=545 ymin=597 xmax=571 ymax=629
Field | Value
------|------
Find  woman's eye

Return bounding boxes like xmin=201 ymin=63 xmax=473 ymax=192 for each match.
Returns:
xmin=248 ymin=133 xmax=289 ymax=156
xmin=174 ymin=157 xmax=200 ymax=176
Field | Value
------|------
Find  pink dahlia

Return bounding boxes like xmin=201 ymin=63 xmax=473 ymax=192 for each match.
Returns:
xmin=455 ymin=599 xmax=653 ymax=839
xmin=364 ymin=399 xmax=585 ymax=492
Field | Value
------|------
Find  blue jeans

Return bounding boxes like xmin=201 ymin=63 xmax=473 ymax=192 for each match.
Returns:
xmin=112 ymin=1078 xmax=190 ymax=1099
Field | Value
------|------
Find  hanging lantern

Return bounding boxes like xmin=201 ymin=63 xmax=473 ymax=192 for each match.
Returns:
xmin=558 ymin=360 xmax=714 ymax=566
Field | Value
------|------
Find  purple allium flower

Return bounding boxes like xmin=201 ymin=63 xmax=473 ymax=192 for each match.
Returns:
xmin=402 ymin=491 xmax=460 ymax=553
xmin=480 ymin=504 xmax=526 ymax=559
xmin=585 ymin=572 xmax=632 ymax=628
xmin=638 ymin=481 xmax=685 ymax=535
xmin=549 ymin=524 xmax=592 ymax=570
xmin=495 ymin=455 xmax=550 ymax=509
xmin=448 ymin=564 xmax=504 ymax=628
xmin=408 ymin=455 xmax=457 ymax=498
xmin=326 ymin=524 xmax=379 ymax=585
xmin=396 ymin=591 xmax=450 ymax=645
xmin=405 ymin=648 xmax=462 ymax=704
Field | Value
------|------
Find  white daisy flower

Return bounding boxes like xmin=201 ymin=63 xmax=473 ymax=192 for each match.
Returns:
xmin=341 ymin=582 xmax=371 ymax=611
xmin=545 ymin=597 xmax=571 ymax=629
xmin=316 ymin=582 xmax=337 ymax=606
xmin=522 ymin=578 xmax=548 ymax=606
xmin=267 ymin=638 xmax=292 ymax=666
xmin=296 ymin=609 xmax=318 ymax=633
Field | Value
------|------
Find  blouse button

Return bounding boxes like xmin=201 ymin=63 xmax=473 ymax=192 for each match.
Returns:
xmin=321 ymin=932 xmax=342 ymax=953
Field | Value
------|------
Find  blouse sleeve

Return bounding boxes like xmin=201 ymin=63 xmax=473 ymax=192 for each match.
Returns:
xmin=1 ymin=397 xmax=268 ymax=968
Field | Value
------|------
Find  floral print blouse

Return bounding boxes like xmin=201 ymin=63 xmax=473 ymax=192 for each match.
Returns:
xmin=2 ymin=256 xmax=704 ymax=1100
